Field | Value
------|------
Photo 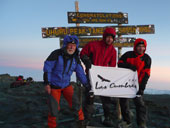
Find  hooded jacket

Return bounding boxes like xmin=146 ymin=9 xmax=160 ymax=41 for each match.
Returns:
xmin=118 ymin=38 xmax=152 ymax=91
xmin=80 ymin=27 xmax=117 ymax=67
xmin=43 ymin=35 xmax=88 ymax=89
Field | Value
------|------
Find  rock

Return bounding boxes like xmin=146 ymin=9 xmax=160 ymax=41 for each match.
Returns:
xmin=0 ymin=75 xmax=170 ymax=127
xmin=0 ymin=121 xmax=4 ymax=124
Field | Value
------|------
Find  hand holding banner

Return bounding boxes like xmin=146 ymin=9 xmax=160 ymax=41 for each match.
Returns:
xmin=89 ymin=65 xmax=139 ymax=98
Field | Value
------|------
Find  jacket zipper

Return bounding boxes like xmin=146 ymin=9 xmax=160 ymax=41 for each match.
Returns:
xmin=101 ymin=46 xmax=108 ymax=65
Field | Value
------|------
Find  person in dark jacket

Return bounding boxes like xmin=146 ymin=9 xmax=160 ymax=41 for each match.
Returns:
xmin=43 ymin=35 xmax=90 ymax=128
xmin=80 ymin=27 xmax=117 ymax=126
xmin=118 ymin=38 xmax=152 ymax=128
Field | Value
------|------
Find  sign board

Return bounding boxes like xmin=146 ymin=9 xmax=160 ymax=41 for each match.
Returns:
xmin=68 ymin=12 xmax=128 ymax=24
xmin=42 ymin=25 xmax=155 ymax=38
xmin=89 ymin=65 xmax=139 ymax=98
xmin=60 ymin=37 xmax=136 ymax=48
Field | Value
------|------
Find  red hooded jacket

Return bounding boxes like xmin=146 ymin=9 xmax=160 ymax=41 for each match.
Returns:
xmin=80 ymin=27 xmax=117 ymax=67
xmin=118 ymin=38 xmax=152 ymax=91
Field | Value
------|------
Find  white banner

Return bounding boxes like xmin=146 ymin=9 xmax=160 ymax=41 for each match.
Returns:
xmin=89 ymin=65 xmax=139 ymax=98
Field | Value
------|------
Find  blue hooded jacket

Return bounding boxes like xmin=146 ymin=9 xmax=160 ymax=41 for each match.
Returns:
xmin=43 ymin=35 xmax=88 ymax=88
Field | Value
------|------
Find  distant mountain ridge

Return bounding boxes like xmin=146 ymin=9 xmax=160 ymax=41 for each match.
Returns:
xmin=1 ymin=73 xmax=170 ymax=95
xmin=145 ymin=88 xmax=170 ymax=95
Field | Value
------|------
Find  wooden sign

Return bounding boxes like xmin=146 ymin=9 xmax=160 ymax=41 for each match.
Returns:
xmin=42 ymin=25 xmax=155 ymax=38
xmin=60 ymin=37 xmax=136 ymax=48
xmin=68 ymin=12 xmax=128 ymax=24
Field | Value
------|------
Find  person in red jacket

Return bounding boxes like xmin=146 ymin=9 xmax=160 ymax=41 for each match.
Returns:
xmin=118 ymin=38 xmax=152 ymax=128
xmin=80 ymin=27 xmax=117 ymax=126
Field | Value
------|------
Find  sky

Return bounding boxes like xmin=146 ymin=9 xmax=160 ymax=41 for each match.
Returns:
xmin=0 ymin=0 xmax=170 ymax=90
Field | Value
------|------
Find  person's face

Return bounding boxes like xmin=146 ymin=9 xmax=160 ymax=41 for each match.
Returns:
xmin=105 ymin=36 xmax=114 ymax=45
xmin=66 ymin=43 xmax=77 ymax=55
xmin=136 ymin=44 xmax=146 ymax=55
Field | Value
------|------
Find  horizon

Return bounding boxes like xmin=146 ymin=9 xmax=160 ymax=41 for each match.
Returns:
xmin=0 ymin=65 xmax=169 ymax=91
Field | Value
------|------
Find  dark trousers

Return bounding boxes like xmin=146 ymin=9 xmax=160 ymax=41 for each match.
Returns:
xmin=120 ymin=96 xmax=147 ymax=126
xmin=84 ymin=91 xmax=117 ymax=121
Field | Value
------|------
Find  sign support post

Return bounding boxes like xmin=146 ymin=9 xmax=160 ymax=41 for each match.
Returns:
xmin=75 ymin=1 xmax=84 ymax=111
xmin=117 ymin=14 xmax=122 ymax=120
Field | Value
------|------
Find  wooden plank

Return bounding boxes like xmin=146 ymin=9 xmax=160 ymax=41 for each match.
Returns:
xmin=60 ymin=37 xmax=136 ymax=48
xmin=68 ymin=12 xmax=128 ymax=24
xmin=42 ymin=25 xmax=155 ymax=38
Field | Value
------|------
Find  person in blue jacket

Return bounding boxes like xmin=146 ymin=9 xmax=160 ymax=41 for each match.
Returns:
xmin=43 ymin=35 xmax=90 ymax=128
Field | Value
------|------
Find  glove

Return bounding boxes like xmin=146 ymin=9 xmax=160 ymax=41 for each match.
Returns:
xmin=85 ymin=84 xmax=91 ymax=92
xmin=85 ymin=84 xmax=94 ymax=97
xmin=81 ymin=55 xmax=92 ymax=69
xmin=136 ymin=89 xmax=144 ymax=95
xmin=129 ymin=65 xmax=137 ymax=72
xmin=89 ymin=91 xmax=94 ymax=98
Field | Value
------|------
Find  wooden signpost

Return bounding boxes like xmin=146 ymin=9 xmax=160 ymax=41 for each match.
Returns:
xmin=60 ymin=37 xmax=136 ymax=48
xmin=42 ymin=25 xmax=155 ymax=38
xmin=41 ymin=0 xmax=155 ymax=123
xmin=68 ymin=12 xmax=128 ymax=24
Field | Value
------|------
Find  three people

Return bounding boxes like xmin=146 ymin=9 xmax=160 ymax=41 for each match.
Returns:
xmin=43 ymin=29 xmax=151 ymax=128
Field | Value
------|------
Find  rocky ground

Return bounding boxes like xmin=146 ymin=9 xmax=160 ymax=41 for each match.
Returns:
xmin=0 ymin=74 xmax=170 ymax=128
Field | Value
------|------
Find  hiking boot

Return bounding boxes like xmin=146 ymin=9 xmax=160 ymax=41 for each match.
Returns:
xmin=84 ymin=119 xmax=90 ymax=126
xmin=77 ymin=120 xmax=85 ymax=128
xmin=138 ymin=123 xmax=147 ymax=128
xmin=102 ymin=116 xmax=114 ymax=127
xmin=118 ymin=121 xmax=132 ymax=128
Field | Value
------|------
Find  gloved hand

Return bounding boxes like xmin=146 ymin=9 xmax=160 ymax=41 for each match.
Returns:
xmin=89 ymin=90 xmax=94 ymax=98
xmin=129 ymin=65 xmax=137 ymax=72
xmin=85 ymin=84 xmax=94 ymax=98
xmin=81 ymin=55 xmax=92 ymax=69
xmin=136 ymin=89 xmax=144 ymax=95
xmin=85 ymin=84 xmax=91 ymax=92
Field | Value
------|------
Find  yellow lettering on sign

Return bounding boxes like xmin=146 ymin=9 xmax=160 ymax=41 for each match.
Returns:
xmin=78 ymin=28 xmax=86 ymax=35
xmin=119 ymin=27 xmax=136 ymax=34
xmin=53 ymin=29 xmax=56 ymax=35
xmin=139 ymin=27 xmax=151 ymax=33
xmin=55 ymin=28 xmax=68 ymax=36
xmin=91 ymin=19 xmax=98 ymax=22
xmin=56 ymin=29 xmax=61 ymax=35
xmin=69 ymin=28 xmax=78 ymax=35
xmin=49 ymin=29 xmax=53 ymax=36
xmin=46 ymin=29 xmax=50 ymax=36
xmin=99 ymin=19 xmax=106 ymax=22
xmin=83 ymin=18 xmax=90 ymax=22
xmin=88 ymin=28 xmax=92 ymax=34
xmin=107 ymin=19 xmax=111 ymax=22
xmin=114 ymin=42 xmax=134 ymax=47
xmin=72 ymin=19 xmax=77 ymax=22
xmin=76 ymin=13 xmax=126 ymax=19
xmin=92 ymin=28 xmax=103 ymax=35
xmin=72 ymin=28 xmax=77 ymax=35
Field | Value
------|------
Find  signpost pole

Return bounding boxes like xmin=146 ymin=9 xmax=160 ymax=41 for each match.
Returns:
xmin=117 ymin=13 xmax=123 ymax=120
xmin=75 ymin=0 xmax=83 ymax=111
xmin=75 ymin=1 xmax=80 ymax=27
